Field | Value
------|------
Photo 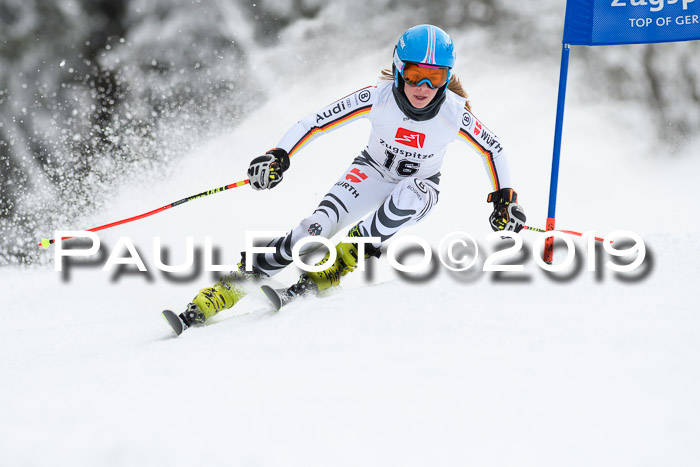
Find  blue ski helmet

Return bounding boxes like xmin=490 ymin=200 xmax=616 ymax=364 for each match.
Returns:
xmin=393 ymin=24 xmax=455 ymax=90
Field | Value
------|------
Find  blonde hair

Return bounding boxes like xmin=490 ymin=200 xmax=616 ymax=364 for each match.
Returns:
xmin=381 ymin=68 xmax=471 ymax=111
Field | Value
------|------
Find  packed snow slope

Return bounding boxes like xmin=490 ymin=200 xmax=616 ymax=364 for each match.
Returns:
xmin=2 ymin=28 xmax=700 ymax=467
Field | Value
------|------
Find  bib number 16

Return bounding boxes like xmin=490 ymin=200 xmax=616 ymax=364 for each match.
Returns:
xmin=384 ymin=151 xmax=420 ymax=177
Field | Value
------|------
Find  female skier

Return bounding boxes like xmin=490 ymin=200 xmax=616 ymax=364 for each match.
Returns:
xmin=168 ymin=24 xmax=526 ymax=331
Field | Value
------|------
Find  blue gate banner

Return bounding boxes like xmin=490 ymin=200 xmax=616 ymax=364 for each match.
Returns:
xmin=564 ymin=0 xmax=700 ymax=45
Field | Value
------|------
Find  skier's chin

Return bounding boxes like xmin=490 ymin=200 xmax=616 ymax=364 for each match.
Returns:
xmin=408 ymin=95 xmax=433 ymax=109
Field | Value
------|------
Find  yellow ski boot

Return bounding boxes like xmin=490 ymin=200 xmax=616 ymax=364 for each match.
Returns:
xmin=181 ymin=259 xmax=262 ymax=327
xmin=258 ymin=225 xmax=381 ymax=311
xmin=305 ymin=224 xmax=380 ymax=292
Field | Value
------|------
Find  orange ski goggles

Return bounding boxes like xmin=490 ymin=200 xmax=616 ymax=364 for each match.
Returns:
xmin=401 ymin=62 xmax=450 ymax=89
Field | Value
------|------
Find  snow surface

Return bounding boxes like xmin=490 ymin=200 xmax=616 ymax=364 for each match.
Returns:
xmin=2 ymin=24 xmax=700 ymax=467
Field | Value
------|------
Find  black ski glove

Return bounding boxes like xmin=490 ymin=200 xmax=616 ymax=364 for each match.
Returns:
xmin=248 ymin=148 xmax=290 ymax=190
xmin=487 ymin=188 xmax=526 ymax=233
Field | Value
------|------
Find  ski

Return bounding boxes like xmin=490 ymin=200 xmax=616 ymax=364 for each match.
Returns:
xmin=260 ymin=285 xmax=287 ymax=311
xmin=162 ymin=309 xmax=187 ymax=336
xmin=262 ymin=284 xmax=308 ymax=311
xmin=162 ymin=276 xmax=316 ymax=336
xmin=260 ymin=275 xmax=317 ymax=311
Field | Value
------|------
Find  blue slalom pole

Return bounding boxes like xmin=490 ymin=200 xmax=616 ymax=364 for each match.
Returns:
xmin=544 ymin=43 xmax=571 ymax=263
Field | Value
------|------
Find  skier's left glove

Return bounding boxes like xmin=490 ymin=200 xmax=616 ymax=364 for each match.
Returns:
xmin=248 ymin=148 xmax=290 ymax=190
xmin=487 ymin=188 xmax=526 ymax=233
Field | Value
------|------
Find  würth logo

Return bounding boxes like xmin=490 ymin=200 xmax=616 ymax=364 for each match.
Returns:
xmin=474 ymin=121 xmax=483 ymax=136
xmin=395 ymin=128 xmax=426 ymax=149
xmin=346 ymin=168 xmax=368 ymax=183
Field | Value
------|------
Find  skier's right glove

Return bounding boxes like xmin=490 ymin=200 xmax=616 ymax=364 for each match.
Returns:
xmin=248 ymin=148 xmax=290 ymax=190
xmin=487 ymin=187 xmax=526 ymax=233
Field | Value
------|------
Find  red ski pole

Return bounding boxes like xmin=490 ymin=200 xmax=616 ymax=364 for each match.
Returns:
xmin=523 ymin=225 xmax=605 ymax=242
xmin=38 ymin=179 xmax=250 ymax=248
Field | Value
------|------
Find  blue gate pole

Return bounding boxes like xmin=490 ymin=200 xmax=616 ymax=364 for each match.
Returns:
xmin=544 ymin=43 xmax=571 ymax=264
